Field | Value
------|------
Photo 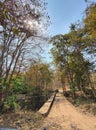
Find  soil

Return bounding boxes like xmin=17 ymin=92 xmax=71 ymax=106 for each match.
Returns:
xmin=0 ymin=110 xmax=44 ymax=130
xmin=41 ymin=90 xmax=96 ymax=130
xmin=0 ymin=90 xmax=96 ymax=130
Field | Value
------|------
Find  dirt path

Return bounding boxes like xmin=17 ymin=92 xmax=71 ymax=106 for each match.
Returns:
xmin=41 ymin=90 xmax=96 ymax=130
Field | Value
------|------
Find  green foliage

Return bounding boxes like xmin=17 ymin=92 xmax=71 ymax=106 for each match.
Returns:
xmin=92 ymin=73 xmax=96 ymax=86
xmin=11 ymin=76 xmax=27 ymax=94
xmin=0 ymin=78 xmax=12 ymax=97
xmin=70 ymin=82 xmax=75 ymax=93
xmin=84 ymin=3 xmax=96 ymax=39
xmin=51 ymin=31 xmax=92 ymax=94
xmin=84 ymin=88 xmax=95 ymax=99
xmin=0 ymin=0 xmax=49 ymax=111
xmin=50 ymin=3 xmax=96 ymax=97
xmin=74 ymin=95 xmax=87 ymax=106
xmin=25 ymin=62 xmax=53 ymax=90
xmin=5 ymin=95 xmax=19 ymax=111
xmin=83 ymin=3 xmax=96 ymax=57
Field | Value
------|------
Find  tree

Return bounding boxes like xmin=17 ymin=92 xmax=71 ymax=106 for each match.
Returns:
xmin=50 ymin=34 xmax=75 ymax=95
xmin=25 ymin=61 xmax=53 ymax=91
xmin=83 ymin=2 xmax=96 ymax=71
xmin=50 ymin=1 xmax=96 ymax=99
xmin=84 ymin=3 xmax=96 ymax=39
xmin=0 ymin=0 xmax=49 ymax=109
xmin=50 ymin=23 xmax=95 ymax=98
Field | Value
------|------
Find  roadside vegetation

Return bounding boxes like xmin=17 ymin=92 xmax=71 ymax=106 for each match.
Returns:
xmin=0 ymin=0 xmax=52 ymax=111
xmin=51 ymin=2 xmax=96 ymax=115
xmin=0 ymin=0 xmax=52 ymax=128
xmin=0 ymin=0 xmax=96 ymax=129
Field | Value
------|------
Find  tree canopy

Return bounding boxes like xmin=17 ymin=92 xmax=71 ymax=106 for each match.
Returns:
xmin=0 ymin=0 xmax=50 ymax=109
xmin=50 ymin=2 xmax=96 ymax=98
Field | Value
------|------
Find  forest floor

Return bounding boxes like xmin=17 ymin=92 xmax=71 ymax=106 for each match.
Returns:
xmin=0 ymin=110 xmax=44 ymax=130
xmin=0 ymin=89 xmax=96 ymax=130
xmin=40 ymin=89 xmax=96 ymax=130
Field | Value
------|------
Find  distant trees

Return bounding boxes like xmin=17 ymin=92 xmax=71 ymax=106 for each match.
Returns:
xmin=25 ymin=61 xmax=53 ymax=91
xmin=0 ymin=0 xmax=49 ymax=109
xmin=24 ymin=61 xmax=53 ymax=110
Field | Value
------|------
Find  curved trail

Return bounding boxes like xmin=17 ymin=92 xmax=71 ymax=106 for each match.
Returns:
xmin=41 ymin=90 xmax=96 ymax=130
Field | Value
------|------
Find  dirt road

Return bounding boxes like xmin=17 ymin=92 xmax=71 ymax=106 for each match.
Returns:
xmin=41 ymin=90 xmax=96 ymax=130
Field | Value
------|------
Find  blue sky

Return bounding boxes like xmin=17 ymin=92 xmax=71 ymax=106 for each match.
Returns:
xmin=45 ymin=0 xmax=96 ymax=36
xmin=42 ymin=0 xmax=96 ymax=63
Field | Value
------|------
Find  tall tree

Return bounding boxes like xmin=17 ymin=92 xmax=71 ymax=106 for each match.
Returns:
xmin=83 ymin=2 xmax=96 ymax=70
xmin=0 ymin=0 xmax=49 ymax=108
xmin=84 ymin=3 xmax=96 ymax=39
xmin=50 ymin=23 xmax=95 ymax=98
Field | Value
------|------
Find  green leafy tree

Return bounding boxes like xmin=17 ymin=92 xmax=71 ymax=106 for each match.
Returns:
xmin=83 ymin=3 xmax=96 ymax=71
xmin=84 ymin=3 xmax=96 ymax=39
xmin=50 ymin=23 xmax=95 ymax=98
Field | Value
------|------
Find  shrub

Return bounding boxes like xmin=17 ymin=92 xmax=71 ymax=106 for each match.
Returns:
xmin=74 ymin=95 xmax=87 ymax=106
xmin=5 ymin=95 xmax=19 ymax=111
xmin=27 ymin=86 xmax=51 ymax=111
xmin=11 ymin=76 xmax=27 ymax=94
